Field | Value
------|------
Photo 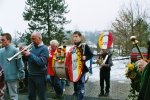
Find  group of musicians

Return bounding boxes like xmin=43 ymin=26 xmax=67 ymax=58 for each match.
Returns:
xmin=0 ymin=31 xmax=94 ymax=100
xmin=1 ymin=31 xmax=150 ymax=100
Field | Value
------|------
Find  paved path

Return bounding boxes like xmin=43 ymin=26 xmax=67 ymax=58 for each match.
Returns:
xmin=18 ymin=59 xmax=131 ymax=100
xmin=18 ymin=79 xmax=130 ymax=100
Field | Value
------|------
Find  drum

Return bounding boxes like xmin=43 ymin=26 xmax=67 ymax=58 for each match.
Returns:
xmin=54 ymin=60 xmax=67 ymax=79
xmin=65 ymin=46 xmax=83 ymax=82
xmin=53 ymin=46 xmax=67 ymax=79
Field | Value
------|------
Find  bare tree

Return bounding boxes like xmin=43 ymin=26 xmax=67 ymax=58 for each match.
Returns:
xmin=112 ymin=1 xmax=150 ymax=55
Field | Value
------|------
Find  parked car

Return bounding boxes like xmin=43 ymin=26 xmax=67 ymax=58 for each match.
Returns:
xmin=130 ymin=47 xmax=148 ymax=63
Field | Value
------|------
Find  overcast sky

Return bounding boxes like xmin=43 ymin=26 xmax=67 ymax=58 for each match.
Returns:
xmin=0 ymin=0 xmax=149 ymax=37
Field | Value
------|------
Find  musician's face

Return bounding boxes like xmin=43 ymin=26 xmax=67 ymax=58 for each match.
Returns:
xmin=73 ymin=34 xmax=81 ymax=43
xmin=1 ymin=36 xmax=10 ymax=47
xmin=31 ymin=35 xmax=41 ymax=46
xmin=100 ymin=49 xmax=107 ymax=54
xmin=50 ymin=44 xmax=58 ymax=50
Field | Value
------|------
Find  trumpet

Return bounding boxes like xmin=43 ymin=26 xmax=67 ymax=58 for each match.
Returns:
xmin=7 ymin=43 xmax=33 ymax=62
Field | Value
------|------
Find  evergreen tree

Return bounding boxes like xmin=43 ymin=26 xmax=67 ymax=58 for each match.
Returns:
xmin=23 ymin=0 xmax=70 ymax=45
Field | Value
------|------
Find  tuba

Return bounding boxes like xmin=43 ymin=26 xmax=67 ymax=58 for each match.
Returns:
xmin=7 ymin=43 xmax=33 ymax=62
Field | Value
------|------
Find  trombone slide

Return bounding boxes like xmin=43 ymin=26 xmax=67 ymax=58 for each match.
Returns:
xmin=101 ymin=55 xmax=108 ymax=65
xmin=96 ymin=54 xmax=109 ymax=65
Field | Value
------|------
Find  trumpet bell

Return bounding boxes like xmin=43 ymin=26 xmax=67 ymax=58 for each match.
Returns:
xmin=7 ymin=58 xmax=12 ymax=62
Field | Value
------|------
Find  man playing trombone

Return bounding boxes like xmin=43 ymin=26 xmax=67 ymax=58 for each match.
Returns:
xmin=0 ymin=33 xmax=25 ymax=100
xmin=98 ymin=49 xmax=113 ymax=97
xmin=22 ymin=32 xmax=49 ymax=100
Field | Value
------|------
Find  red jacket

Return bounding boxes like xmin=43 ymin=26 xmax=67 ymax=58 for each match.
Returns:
xmin=47 ymin=49 xmax=57 ymax=76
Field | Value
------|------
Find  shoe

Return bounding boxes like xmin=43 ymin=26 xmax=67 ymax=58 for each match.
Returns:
xmin=57 ymin=95 xmax=63 ymax=99
xmin=53 ymin=94 xmax=64 ymax=99
xmin=18 ymin=87 xmax=25 ymax=92
xmin=73 ymin=92 xmax=77 ymax=96
xmin=98 ymin=93 xmax=104 ymax=97
xmin=104 ymin=92 xmax=109 ymax=96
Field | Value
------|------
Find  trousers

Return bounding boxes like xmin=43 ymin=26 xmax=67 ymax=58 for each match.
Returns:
xmin=73 ymin=72 xmax=86 ymax=100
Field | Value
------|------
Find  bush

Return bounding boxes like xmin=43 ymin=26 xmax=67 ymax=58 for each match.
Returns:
xmin=125 ymin=61 xmax=142 ymax=99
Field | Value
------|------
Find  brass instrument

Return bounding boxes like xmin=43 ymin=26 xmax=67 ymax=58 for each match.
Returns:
xmin=96 ymin=57 xmax=103 ymax=65
xmin=96 ymin=49 xmax=109 ymax=65
xmin=96 ymin=54 xmax=108 ymax=65
xmin=7 ymin=43 xmax=33 ymax=62
xmin=130 ymin=36 xmax=144 ymax=59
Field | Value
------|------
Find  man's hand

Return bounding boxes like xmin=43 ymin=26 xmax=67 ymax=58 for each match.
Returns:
xmin=22 ymin=50 xmax=30 ymax=56
xmin=19 ymin=79 xmax=24 ymax=82
xmin=82 ymin=56 xmax=86 ymax=60
xmin=101 ymin=64 xmax=108 ymax=67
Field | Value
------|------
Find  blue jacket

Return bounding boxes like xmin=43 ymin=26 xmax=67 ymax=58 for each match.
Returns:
xmin=27 ymin=44 xmax=49 ymax=76
xmin=0 ymin=45 xmax=25 ymax=81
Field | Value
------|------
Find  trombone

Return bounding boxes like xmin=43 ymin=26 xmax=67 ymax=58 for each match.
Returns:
xmin=7 ymin=43 xmax=33 ymax=62
xmin=96 ymin=49 xmax=109 ymax=66
xmin=96 ymin=54 xmax=109 ymax=65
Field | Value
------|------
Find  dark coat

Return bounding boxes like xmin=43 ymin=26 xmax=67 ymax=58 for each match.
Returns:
xmin=98 ymin=52 xmax=113 ymax=71
xmin=78 ymin=43 xmax=93 ymax=73
xmin=138 ymin=63 xmax=150 ymax=100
